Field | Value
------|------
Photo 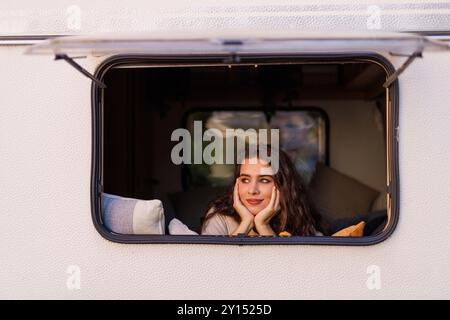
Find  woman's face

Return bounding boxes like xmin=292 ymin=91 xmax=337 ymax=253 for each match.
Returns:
xmin=237 ymin=157 xmax=276 ymax=215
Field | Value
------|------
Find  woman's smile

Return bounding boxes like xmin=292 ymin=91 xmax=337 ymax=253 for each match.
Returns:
xmin=245 ymin=198 xmax=264 ymax=206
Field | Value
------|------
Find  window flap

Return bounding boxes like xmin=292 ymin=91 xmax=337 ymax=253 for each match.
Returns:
xmin=25 ymin=31 xmax=449 ymax=88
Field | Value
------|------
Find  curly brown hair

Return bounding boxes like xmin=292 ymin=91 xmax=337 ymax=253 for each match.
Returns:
xmin=201 ymin=146 xmax=327 ymax=236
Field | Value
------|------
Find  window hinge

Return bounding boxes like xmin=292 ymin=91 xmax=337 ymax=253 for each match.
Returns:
xmin=223 ymin=52 xmax=241 ymax=64
xmin=386 ymin=184 xmax=392 ymax=195
xmin=383 ymin=51 xmax=423 ymax=88
xmin=55 ymin=54 xmax=107 ymax=89
xmin=221 ymin=39 xmax=243 ymax=64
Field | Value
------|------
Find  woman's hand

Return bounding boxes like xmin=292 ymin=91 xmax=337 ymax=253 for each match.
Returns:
xmin=254 ymin=187 xmax=280 ymax=235
xmin=231 ymin=179 xmax=255 ymax=235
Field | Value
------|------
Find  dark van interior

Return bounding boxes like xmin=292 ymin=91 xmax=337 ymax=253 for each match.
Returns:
xmin=102 ymin=58 xmax=388 ymax=236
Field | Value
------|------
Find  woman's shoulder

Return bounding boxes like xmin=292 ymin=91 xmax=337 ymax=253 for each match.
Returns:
xmin=201 ymin=211 xmax=228 ymax=235
xmin=201 ymin=210 xmax=238 ymax=236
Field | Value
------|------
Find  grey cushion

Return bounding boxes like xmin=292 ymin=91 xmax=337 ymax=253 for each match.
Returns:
xmin=308 ymin=163 xmax=379 ymax=225
xmin=102 ymin=193 xmax=165 ymax=235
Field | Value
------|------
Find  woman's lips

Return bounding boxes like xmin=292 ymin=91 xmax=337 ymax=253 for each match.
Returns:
xmin=246 ymin=199 xmax=264 ymax=206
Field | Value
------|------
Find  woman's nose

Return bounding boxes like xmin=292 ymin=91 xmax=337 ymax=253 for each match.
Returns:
xmin=248 ymin=182 xmax=260 ymax=194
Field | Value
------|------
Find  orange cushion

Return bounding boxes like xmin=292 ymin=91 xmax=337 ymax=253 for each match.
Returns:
xmin=332 ymin=221 xmax=365 ymax=237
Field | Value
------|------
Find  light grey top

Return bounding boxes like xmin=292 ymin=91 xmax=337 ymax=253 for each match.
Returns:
xmin=201 ymin=213 xmax=238 ymax=236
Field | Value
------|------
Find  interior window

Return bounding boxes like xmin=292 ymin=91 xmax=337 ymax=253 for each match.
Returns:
xmin=185 ymin=110 xmax=327 ymax=189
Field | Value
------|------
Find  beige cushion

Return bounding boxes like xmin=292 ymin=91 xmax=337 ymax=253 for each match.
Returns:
xmin=308 ymin=163 xmax=379 ymax=224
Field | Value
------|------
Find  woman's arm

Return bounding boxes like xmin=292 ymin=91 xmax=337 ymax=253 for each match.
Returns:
xmin=231 ymin=218 xmax=254 ymax=236
xmin=254 ymin=187 xmax=279 ymax=236
xmin=231 ymin=179 xmax=256 ymax=236
xmin=253 ymin=222 xmax=276 ymax=236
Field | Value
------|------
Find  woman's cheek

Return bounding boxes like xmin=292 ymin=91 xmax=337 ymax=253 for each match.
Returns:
xmin=261 ymin=185 xmax=274 ymax=207
xmin=237 ymin=182 xmax=248 ymax=199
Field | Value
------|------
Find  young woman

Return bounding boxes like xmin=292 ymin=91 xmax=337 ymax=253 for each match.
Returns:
xmin=201 ymin=146 xmax=326 ymax=236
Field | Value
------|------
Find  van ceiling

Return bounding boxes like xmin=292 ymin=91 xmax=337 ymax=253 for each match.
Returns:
xmin=129 ymin=62 xmax=387 ymax=102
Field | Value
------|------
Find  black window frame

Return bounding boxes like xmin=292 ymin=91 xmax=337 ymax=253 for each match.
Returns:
xmin=91 ymin=53 xmax=399 ymax=246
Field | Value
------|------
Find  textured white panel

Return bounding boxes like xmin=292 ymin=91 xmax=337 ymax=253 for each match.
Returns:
xmin=0 ymin=0 xmax=449 ymax=35
xmin=0 ymin=43 xmax=450 ymax=299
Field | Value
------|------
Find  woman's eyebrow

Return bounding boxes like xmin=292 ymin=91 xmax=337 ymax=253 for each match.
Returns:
xmin=239 ymin=174 xmax=273 ymax=178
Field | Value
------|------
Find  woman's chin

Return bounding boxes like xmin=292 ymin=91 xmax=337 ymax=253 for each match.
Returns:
xmin=247 ymin=207 xmax=263 ymax=216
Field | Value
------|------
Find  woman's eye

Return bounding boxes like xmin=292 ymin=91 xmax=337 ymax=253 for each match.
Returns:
xmin=260 ymin=178 xmax=272 ymax=183
xmin=240 ymin=178 xmax=250 ymax=183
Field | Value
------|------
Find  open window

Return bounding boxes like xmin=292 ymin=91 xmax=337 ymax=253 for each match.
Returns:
xmin=27 ymin=31 xmax=450 ymax=244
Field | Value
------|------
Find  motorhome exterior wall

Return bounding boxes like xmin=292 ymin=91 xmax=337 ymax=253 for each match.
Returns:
xmin=1 ymin=0 xmax=450 ymax=299
xmin=1 ymin=0 xmax=450 ymax=35
xmin=1 ymin=44 xmax=450 ymax=298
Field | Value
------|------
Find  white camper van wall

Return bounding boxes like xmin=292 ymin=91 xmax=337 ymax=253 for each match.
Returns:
xmin=3 ymin=0 xmax=450 ymax=300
